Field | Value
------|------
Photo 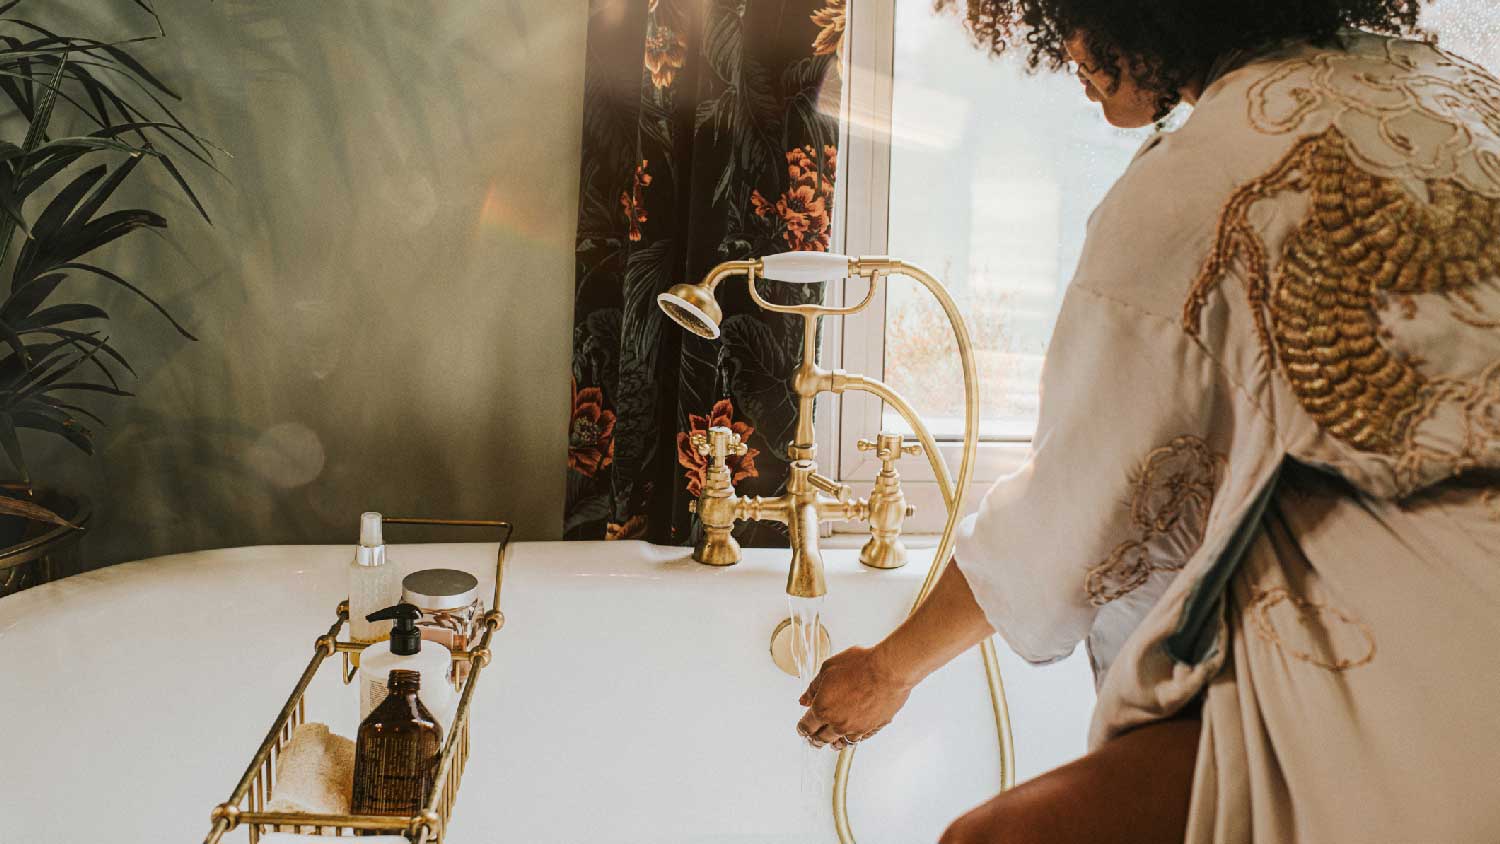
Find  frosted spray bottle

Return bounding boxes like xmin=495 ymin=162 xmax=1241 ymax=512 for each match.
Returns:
xmin=348 ymin=512 xmax=401 ymax=661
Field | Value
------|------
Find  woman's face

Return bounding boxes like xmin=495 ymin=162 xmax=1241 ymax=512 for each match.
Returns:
xmin=1065 ymin=32 xmax=1162 ymax=128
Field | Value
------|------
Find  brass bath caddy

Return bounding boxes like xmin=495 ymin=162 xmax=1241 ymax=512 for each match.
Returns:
xmin=203 ymin=518 xmax=513 ymax=844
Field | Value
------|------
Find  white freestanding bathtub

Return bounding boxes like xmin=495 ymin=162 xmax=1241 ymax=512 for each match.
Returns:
xmin=0 ymin=540 xmax=1095 ymax=843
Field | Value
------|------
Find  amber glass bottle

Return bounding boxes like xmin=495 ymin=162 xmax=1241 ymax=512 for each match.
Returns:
xmin=352 ymin=669 xmax=444 ymax=816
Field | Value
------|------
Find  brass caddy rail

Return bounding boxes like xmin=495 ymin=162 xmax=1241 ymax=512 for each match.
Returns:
xmin=204 ymin=518 xmax=513 ymax=844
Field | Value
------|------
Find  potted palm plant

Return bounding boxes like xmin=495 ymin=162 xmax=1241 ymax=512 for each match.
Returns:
xmin=0 ymin=1 xmax=216 ymax=596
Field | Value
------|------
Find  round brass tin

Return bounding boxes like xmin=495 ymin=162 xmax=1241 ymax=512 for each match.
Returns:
xmin=769 ymin=616 xmax=831 ymax=678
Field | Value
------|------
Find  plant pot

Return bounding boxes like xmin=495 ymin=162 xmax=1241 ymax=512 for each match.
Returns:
xmin=0 ymin=490 xmax=91 ymax=598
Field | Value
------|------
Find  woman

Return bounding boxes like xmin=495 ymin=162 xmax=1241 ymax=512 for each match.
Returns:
xmin=796 ymin=2 xmax=1500 ymax=842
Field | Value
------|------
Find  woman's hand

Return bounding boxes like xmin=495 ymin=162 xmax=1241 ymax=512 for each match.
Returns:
xmin=796 ymin=645 xmax=914 ymax=750
xmin=796 ymin=563 xmax=995 ymax=750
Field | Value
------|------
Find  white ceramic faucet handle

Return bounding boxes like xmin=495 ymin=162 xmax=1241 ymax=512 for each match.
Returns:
xmin=759 ymin=252 xmax=853 ymax=283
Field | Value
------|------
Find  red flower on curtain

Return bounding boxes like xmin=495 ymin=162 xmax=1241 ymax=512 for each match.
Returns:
xmin=750 ymin=144 xmax=838 ymax=251
xmin=675 ymin=399 xmax=761 ymax=497
xmin=620 ymin=159 xmax=652 ymax=242
xmin=569 ymin=381 xmax=616 ymax=477
xmin=787 ymin=144 xmax=836 ymax=185
xmin=644 ymin=18 xmax=688 ymax=89
xmin=810 ymin=0 xmax=845 ymax=58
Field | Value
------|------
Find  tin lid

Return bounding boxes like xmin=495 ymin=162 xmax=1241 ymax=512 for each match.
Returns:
xmin=401 ymin=568 xmax=480 ymax=611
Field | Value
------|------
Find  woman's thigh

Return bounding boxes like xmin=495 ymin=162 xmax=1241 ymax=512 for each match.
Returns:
xmin=940 ymin=715 xmax=1201 ymax=844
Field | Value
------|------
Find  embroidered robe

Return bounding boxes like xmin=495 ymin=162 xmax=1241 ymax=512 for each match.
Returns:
xmin=955 ymin=32 xmax=1500 ymax=841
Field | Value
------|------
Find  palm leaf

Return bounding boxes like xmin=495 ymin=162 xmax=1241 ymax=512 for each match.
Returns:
xmin=0 ymin=49 xmax=60 ymax=272
xmin=127 ymin=0 xmax=165 ymax=37
xmin=16 ymin=203 xmax=166 ymax=287
xmin=28 ymin=380 xmax=131 ymax=398
xmin=29 ymin=162 xmax=103 ymax=236
xmin=48 ymin=56 xmax=222 ymax=166
xmin=15 ymin=336 xmax=117 ymax=402
xmin=0 ymin=486 xmax=77 ymax=527
xmin=13 ymin=43 xmax=224 ymax=172
xmin=11 ymin=131 xmax=211 ymax=212
xmin=11 ymin=143 xmax=92 ymax=199
xmin=0 ymin=3 xmax=211 ymax=474
xmin=0 ymin=162 xmax=29 ymax=235
xmin=2 ymin=20 xmax=178 ymax=98
xmin=17 ymin=303 xmax=108 ymax=329
xmin=0 ymin=410 xmax=25 ymax=480
xmin=64 ymin=151 xmax=140 ymax=231
xmin=12 ymin=162 xmax=106 ymax=284
xmin=0 ymin=270 xmax=62 ymax=321
xmin=12 ymin=406 xmax=92 ymax=455
xmin=0 ymin=314 xmax=25 ymax=366
xmin=36 ymin=394 xmax=104 ymax=427
xmin=5 ymin=334 xmax=123 ymax=393
xmin=18 ymin=327 xmax=132 ymax=377
xmin=150 ymin=145 xmax=209 ymax=222
xmin=57 ymin=262 xmax=192 ymax=338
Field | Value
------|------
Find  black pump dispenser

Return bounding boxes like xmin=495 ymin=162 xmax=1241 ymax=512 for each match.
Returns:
xmin=366 ymin=603 xmax=423 ymax=656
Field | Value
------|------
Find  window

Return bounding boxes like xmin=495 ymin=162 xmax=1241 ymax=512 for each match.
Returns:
xmin=881 ymin=7 xmax=1147 ymax=444
xmin=1423 ymin=2 xmax=1500 ymax=69
xmin=823 ymin=0 xmax=1500 ymax=526
xmin=813 ymin=0 xmax=1500 ymax=785
xmin=824 ymin=0 xmax=1149 ymax=522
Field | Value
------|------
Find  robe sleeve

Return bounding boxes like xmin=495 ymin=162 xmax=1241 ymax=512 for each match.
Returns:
xmin=955 ymin=281 xmax=1252 ymax=665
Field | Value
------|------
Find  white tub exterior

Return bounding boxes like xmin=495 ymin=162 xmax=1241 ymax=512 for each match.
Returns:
xmin=0 ymin=541 xmax=1094 ymax=843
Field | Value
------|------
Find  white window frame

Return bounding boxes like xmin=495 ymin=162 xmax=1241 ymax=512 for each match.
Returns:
xmin=818 ymin=0 xmax=1029 ymax=534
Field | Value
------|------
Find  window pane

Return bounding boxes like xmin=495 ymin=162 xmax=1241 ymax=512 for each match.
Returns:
xmin=882 ymin=2 xmax=1146 ymax=440
xmin=1424 ymin=0 xmax=1500 ymax=71
xmin=880 ymin=2 xmax=1498 ymax=442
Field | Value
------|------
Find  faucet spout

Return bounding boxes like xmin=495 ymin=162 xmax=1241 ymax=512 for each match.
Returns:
xmin=785 ymin=497 xmax=826 ymax=599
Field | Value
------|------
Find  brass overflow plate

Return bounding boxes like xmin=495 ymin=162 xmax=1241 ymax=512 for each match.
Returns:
xmin=769 ymin=616 xmax=831 ymax=678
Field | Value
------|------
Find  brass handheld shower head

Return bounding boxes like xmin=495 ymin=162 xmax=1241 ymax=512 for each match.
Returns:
xmin=654 ymin=258 xmax=759 ymax=341
xmin=655 ymin=253 xmax=858 ymax=341
xmin=657 ymin=282 xmax=723 ymax=340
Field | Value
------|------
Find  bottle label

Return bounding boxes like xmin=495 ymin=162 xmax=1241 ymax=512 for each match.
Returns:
xmin=362 ymin=676 xmax=390 ymax=722
xmin=363 ymin=673 xmax=447 ymax=734
xmin=352 ymin=727 xmax=440 ymax=815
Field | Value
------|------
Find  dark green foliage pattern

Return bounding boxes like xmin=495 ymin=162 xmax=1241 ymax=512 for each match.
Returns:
xmin=566 ymin=0 xmax=843 ymax=545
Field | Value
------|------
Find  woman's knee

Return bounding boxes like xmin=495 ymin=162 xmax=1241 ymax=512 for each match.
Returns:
xmin=938 ymin=810 xmax=988 ymax=844
xmin=938 ymin=713 xmax=1201 ymax=844
xmin=939 ymin=796 xmax=1037 ymax=844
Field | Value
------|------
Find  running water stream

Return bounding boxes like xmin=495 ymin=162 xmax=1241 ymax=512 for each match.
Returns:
xmin=789 ymin=594 xmax=830 ymax=831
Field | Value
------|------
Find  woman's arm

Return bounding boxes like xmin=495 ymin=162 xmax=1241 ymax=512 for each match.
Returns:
xmin=796 ymin=561 xmax=994 ymax=749
xmin=877 ymin=559 xmax=996 ymax=686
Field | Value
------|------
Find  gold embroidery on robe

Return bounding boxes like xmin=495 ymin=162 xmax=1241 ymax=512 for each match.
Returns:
xmin=1248 ymin=587 xmax=1377 ymax=672
xmin=1185 ymin=124 xmax=1500 ymax=492
xmin=1085 ymin=436 xmax=1226 ymax=606
xmin=1246 ymin=38 xmax=1500 ymax=196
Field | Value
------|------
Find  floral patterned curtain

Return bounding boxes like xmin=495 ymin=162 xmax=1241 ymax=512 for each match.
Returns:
xmin=566 ymin=0 xmax=844 ymax=544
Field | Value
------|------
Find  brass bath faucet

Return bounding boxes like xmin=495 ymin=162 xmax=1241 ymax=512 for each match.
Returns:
xmin=660 ymin=253 xmax=936 ymax=598
xmin=660 ymin=253 xmax=1016 ymax=840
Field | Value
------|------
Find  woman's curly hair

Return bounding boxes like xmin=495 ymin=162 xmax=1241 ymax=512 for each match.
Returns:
xmin=938 ymin=0 xmax=1429 ymax=119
